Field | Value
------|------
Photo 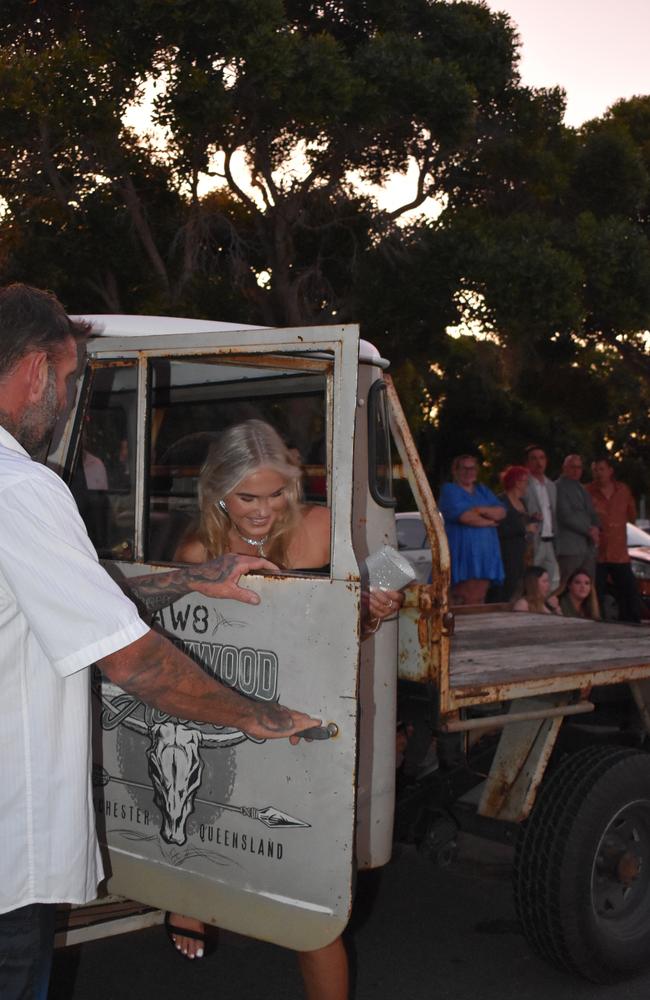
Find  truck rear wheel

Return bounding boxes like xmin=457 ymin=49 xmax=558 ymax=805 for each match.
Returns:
xmin=513 ymin=745 xmax=650 ymax=982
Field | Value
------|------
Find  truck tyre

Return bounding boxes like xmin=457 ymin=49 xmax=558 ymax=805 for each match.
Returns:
xmin=513 ymin=745 xmax=650 ymax=982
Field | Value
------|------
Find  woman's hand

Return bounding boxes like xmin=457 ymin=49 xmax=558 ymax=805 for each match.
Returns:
xmin=361 ymin=587 xmax=405 ymax=637
xmin=369 ymin=587 xmax=404 ymax=621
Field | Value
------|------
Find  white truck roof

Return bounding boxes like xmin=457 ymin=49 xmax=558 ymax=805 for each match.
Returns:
xmin=72 ymin=314 xmax=387 ymax=366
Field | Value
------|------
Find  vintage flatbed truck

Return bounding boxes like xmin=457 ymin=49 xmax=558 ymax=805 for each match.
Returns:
xmin=48 ymin=317 xmax=650 ymax=984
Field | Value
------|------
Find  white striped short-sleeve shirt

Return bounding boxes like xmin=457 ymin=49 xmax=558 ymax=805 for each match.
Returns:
xmin=0 ymin=426 xmax=149 ymax=914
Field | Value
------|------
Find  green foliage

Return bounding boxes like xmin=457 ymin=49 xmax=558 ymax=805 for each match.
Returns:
xmin=572 ymin=128 xmax=649 ymax=219
xmin=0 ymin=0 xmax=523 ymax=322
xmin=1 ymin=3 xmax=650 ymax=495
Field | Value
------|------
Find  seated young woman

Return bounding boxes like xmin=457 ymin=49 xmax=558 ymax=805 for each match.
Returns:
xmin=166 ymin=419 xmax=402 ymax=1000
xmin=511 ymin=565 xmax=561 ymax=615
xmin=557 ymin=568 xmax=600 ymax=620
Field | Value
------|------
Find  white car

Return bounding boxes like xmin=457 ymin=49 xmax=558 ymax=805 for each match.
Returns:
xmin=624 ymin=522 xmax=650 ymax=619
xmin=395 ymin=511 xmax=432 ymax=584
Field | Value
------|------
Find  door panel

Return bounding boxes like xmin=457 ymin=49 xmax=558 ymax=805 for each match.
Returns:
xmin=93 ymin=575 xmax=359 ymax=949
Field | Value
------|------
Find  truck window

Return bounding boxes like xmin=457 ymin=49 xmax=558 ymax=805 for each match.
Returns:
xmin=368 ymin=379 xmax=396 ymax=507
xmin=67 ymin=354 xmax=330 ymax=568
xmin=67 ymin=363 xmax=137 ymax=559
xmin=147 ymin=357 xmax=329 ymax=565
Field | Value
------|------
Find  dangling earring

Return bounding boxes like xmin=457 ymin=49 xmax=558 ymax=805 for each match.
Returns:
xmin=218 ymin=499 xmax=228 ymax=513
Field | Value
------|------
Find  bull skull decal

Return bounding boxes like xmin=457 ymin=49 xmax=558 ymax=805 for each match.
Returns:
xmin=97 ymin=688 xmax=246 ymax=845
xmin=147 ymin=722 xmax=203 ymax=845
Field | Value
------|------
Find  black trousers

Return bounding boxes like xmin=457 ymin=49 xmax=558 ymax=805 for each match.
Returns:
xmin=0 ymin=903 xmax=56 ymax=1000
xmin=596 ymin=562 xmax=642 ymax=623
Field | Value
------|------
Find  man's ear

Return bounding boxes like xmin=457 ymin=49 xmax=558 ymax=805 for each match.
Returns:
xmin=23 ymin=351 xmax=49 ymax=403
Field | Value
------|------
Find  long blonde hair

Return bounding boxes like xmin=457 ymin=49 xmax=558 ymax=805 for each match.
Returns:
xmin=198 ymin=419 xmax=302 ymax=565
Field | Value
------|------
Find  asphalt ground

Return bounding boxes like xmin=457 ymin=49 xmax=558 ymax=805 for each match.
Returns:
xmin=49 ymin=835 xmax=650 ymax=1000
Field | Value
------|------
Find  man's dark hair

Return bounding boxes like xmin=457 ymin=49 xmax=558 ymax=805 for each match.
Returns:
xmin=0 ymin=283 xmax=90 ymax=377
xmin=524 ymin=443 xmax=546 ymax=459
xmin=592 ymin=454 xmax=614 ymax=467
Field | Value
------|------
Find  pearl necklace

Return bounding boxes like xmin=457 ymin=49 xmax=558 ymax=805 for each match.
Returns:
xmin=234 ymin=529 xmax=270 ymax=555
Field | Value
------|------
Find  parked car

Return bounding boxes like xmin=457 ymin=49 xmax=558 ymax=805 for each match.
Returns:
xmin=395 ymin=511 xmax=432 ymax=584
xmin=622 ymin=522 xmax=650 ymax=619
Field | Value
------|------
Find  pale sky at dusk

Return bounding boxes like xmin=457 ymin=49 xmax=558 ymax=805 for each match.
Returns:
xmin=125 ymin=1 xmax=650 ymax=213
xmin=486 ymin=0 xmax=650 ymax=126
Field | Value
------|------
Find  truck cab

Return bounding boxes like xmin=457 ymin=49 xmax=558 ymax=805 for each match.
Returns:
xmin=48 ymin=316 xmax=447 ymax=952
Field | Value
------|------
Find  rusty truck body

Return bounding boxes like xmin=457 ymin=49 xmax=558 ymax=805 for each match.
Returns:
xmin=48 ymin=317 xmax=650 ymax=983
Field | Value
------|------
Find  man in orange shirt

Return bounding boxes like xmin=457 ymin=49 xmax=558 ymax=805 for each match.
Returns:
xmin=586 ymin=457 xmax=641 ymax=623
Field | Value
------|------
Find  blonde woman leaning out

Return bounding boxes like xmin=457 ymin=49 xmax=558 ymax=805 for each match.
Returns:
xmin=166 ymin=419 xmax=401 ymax=1000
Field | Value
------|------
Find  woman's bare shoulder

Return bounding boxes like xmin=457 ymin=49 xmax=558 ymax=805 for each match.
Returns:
xmin=300 ymin=503 xmax=331 ymax=533
xmin=512 ymin=598 xmax=528 ymax=612
xmin=286 ymin=504 xmax=331 ymax=568
xmin=174 ymin=534 xmax=207 ymax=564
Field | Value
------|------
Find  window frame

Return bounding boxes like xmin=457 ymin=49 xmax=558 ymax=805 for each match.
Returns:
xmin=67 ymin=325 xmax=360 ymax=581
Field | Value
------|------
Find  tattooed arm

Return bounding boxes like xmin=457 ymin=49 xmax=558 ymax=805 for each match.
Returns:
xmin=97 ymin=629 xmax=319 ymax=740
xmin=116 ymin=554 xmax=279 ymax=617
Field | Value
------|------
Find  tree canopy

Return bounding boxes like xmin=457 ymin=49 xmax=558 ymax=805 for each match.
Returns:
xmin=0 ymin=0 xmax=519 ymax=320
xmin=1 ymin=1 xmax=649 ymax=492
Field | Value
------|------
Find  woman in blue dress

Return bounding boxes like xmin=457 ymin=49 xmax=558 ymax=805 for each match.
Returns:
xmin=439 ymin=454 xmax=506 ymax=604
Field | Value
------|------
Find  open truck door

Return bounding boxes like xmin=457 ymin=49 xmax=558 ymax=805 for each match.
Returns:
xmin=50 ymin=320 xmax=363 ymax=952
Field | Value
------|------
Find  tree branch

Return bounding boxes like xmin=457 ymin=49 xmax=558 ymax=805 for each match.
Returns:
xmin=85 ymin=270 xmax=122 ymax=312
xmin=223 ymin=148 xmax=259 ymax=212
xmin=252 ymin=138 xmax=279 ymax=209
xmin=385 ymin=159 xmax=434 ymax=222
xmin=37 ymin=120 xmax=73 ymax=215
xmin=117 ymin=173 xmax=171 ymax=293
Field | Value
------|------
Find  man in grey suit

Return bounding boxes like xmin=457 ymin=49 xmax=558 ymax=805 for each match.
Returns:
xmin=555 ymin=454 xmax=600 ymax=583
xmin=524 ymin=445 xmax=560 ymax=591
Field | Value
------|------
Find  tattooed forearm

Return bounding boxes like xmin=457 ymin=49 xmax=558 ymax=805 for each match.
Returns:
xmin=114 ymin=555 xmax=240 ymax=620
xmin=127 ymin=573 xmax=194 ymax=617
xmin=96 ymin=630 xmax=306 ymax=738
xmin=100 ymin=630 xmax=252 ymax=726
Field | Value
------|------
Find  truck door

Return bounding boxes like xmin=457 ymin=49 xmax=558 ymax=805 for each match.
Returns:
xmin=56 ymin=323 xmax=362 ymax=953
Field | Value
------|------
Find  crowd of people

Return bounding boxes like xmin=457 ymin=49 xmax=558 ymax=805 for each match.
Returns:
xmin=439 ymin=445 xmax=642 ymax=622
